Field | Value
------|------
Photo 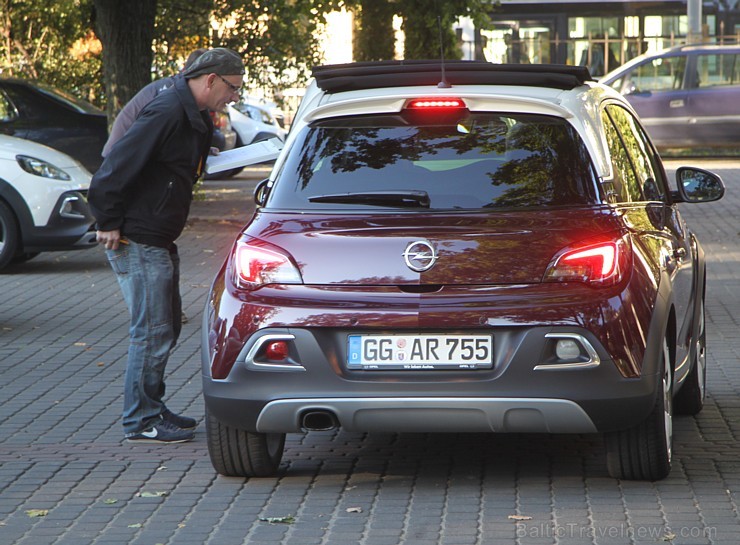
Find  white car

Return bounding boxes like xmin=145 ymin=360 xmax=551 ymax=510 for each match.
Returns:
xmin=228 ymin=102 xmax=286 ymax=147
xmin=0 ymin=135 xmax=97 ymax=269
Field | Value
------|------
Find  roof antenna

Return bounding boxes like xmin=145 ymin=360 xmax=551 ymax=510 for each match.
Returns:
xmin=437 ymin=15 xmax=451 ymax=88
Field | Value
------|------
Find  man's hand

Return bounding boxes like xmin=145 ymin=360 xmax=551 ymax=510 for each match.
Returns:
xmin=97 ymin=229 xmax=122 ymax=250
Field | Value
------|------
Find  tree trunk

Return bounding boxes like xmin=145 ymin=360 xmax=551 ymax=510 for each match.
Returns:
xmin=93 ymin=0 xmax=157 ymax=125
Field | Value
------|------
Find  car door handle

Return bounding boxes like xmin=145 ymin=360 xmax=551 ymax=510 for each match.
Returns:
xmin=669 ymin=99 xmax=685 ymax=108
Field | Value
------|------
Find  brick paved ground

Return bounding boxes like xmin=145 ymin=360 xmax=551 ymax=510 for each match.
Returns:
xmin=0 ymin=160 xmax=739 ymax=545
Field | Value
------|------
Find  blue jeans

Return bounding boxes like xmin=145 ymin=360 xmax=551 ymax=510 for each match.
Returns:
xmin=106 ymin=241 xmax=182 ymax=435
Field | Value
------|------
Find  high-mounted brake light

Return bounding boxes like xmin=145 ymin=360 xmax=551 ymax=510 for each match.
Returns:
xmin=405 ymin=98 xmax=466 ymax=109
xmin=232 ymin=240 xmax=302 ymax=289
xmin=543 ymin=236 xmax=631 ymax=286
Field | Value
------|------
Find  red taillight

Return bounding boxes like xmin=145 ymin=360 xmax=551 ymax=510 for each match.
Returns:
xmin=544 ymin=236 xmax=630 ymax=286
xmin=405 ymin=97 xmax=466 ymax=109
xmin=265 ymin=341 xmax=290 ymax=361
xmin=232 ymin=240 xmax=302 ymax=289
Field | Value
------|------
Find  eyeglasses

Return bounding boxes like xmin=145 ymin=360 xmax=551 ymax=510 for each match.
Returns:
xmin=217 ymin=74 xmax=241 ymax=95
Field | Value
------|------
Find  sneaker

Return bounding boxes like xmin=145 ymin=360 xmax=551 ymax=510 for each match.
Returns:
xmin=126 ymin=419 xmax=194 ymax=444
xmin=162 ymin=409 xmax=197 ymax=430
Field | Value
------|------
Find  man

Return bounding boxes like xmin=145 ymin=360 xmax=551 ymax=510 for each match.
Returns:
xmin=101 ymin=49 xmax=206 ymax=157
xmin=88 ymin=48 xmax=245 ymax=443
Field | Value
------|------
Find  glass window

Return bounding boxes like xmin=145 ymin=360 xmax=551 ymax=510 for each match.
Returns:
xmin=34 ymin=83 xmax=103 ymax=114
xmin=629 ymin=55 xmax=687 ymax=92
xmin=696 ymin=53 xmax=739 ymax=88
xmin=0 ymin=90 xmax=17 ymax=123
xmin=601 ymin=108 xmax=637 ymax=203
xmin=605 ymin=105 xmax=666 ymax=202
xmin=569 ymin=17 xmax=620 ymax=77
xmin=269 ymin=112 xmax=598 ymax=211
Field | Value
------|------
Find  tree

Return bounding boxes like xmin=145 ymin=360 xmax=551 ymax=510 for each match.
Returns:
xmin=353 ymin=0 xmax=395 ymax=61
xmin=0 ymin=0 xmax=103 ymax=103
xmin=398 ymin=0 xmax=491 ymax=60
xmin=93 ymin=0 xmax=158 ymax=122
xmin=208 ymin=0 xmax=343 ymax=98
xmin=2 ymin=0 xmax=343 ymax=119
xmin=345 ymin=0 xmax=492 ymax=61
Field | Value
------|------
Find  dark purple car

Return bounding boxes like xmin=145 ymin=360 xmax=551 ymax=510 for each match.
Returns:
xmin=202 ymin=61 xmax=725 ymax=480
xmin=600 ymin=44 xmax=740 ymax=150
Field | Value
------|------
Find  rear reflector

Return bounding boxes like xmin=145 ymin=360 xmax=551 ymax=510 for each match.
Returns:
xmin=266 ymin=341 xmax=290 ymax=361
xmin=405 ymin=98 xmax=466 ymax=109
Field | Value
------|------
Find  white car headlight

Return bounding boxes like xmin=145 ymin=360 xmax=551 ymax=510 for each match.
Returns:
xmin=16 ymin=155 xmax=72 ymax=181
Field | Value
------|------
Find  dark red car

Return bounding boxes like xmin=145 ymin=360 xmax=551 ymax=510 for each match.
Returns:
xmin=201 ymin=62 xmax=724 ymax=480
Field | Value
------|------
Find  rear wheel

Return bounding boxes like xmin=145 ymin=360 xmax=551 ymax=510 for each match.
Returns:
xmin=674 ymin=297 xmax=706 ymax=415
xmin=205 ymin=408 xmax=285 ymax=477
xmin=0 ymin=201 xmax=20 ymax=270
xmin=605 ymin=337 xmax=672 ymax=480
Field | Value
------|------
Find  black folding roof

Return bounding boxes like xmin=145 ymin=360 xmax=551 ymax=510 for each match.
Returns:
xmin=312 ymin=60 xmax=594 ymax=93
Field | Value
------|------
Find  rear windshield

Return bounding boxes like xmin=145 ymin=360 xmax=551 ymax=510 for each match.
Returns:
xmin=268 ymin=111 xmax=598 ymax=210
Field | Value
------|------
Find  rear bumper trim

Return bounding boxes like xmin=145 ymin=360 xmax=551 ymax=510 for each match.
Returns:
xmin=255 ymin=397 xmax=597 ymax=434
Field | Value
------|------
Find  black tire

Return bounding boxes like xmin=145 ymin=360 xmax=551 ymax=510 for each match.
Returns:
xmin=205 ymin=408 xmax=285 ymax=477
xmin=674 ymin=297 xmax=706 ymax=415
xmin=0 ymin=200 xmax=21 ymax=270
xmin=605 ymin=337 xmax=672 ymax=480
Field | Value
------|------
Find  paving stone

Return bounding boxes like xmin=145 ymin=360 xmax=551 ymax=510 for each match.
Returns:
xmin=1 ymin=162 xmax=740 ymax=544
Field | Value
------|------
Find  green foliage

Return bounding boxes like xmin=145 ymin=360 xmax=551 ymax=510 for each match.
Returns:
xmin=353 ymin=0 xmax=396 ymax=61
xmin=0 ymin=0 xmax=104 ymax=104
xmin=209 ymin=0 xmax=342 ymax=96
xmin=398 ymin=0 xmax=490 ymax=60
xmin=345 ymin=0 xmax=492 ymax=62
xmin=1 ymin=0 xmax=493 ymax=112
xmin=1 ymin=0 xmax=342 ymax=109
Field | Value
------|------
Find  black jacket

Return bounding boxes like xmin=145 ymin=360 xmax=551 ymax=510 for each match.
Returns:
xmin=88 ymin=76 xmax=213 ymax=248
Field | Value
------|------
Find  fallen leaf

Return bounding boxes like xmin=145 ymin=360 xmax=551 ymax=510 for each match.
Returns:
xmin=259 ymin=515 xmax=295 ymax=524
xmin=662 ymin=532 xmax=677 ymax=541
xmin=103 ymin=499 xmax=118 ymax=505
xmin=137 ymin=491 xmax=167 ymax=497
xmin=97 ymin=362 xmax=105 ymax=367
xmin=508 ymin=515 xmax=532 ymax=521
xmin=177 ymin=523 xmax=186 ymax=528
xmin=346 ymin=507 xmax=363 ymax=513
xmin=26 ymin=509 xmax=49 ymax=517
xmin=128 ymin=523 xmax=142 ymax=528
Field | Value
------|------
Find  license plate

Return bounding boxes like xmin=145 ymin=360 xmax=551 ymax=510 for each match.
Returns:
xmin=347 ymin=334 xmax=493 ymax=370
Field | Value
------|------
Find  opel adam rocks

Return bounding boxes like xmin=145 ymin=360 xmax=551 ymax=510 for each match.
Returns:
xmin=202 ymin=61 xmax=724 ymax=480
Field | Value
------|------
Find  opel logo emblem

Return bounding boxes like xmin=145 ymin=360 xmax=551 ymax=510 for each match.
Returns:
xmin=403 ymin=241 xmax=438 ymax=272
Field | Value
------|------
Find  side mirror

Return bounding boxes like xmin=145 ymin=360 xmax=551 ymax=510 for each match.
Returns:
xmin=673 ymin=167 xmax=725 ymax=203
xmin=254 ymin=178 xmax=271 ymax=207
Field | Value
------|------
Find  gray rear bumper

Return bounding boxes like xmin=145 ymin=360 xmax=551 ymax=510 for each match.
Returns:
xmin=254 ymin=397 xmax=597 ymax=434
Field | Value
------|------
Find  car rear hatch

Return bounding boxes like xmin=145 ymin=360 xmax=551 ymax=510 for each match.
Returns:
xmin=245 ymin=208 xmax=623 ymax=286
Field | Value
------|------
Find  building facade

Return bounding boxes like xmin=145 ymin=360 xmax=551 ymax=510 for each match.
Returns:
xmin=458 ymin=0 xmax=739 ymax=77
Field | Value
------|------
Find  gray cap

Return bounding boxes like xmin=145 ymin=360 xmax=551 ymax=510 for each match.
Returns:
xmin=182 ymin=48 xmax=245 ymax=79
